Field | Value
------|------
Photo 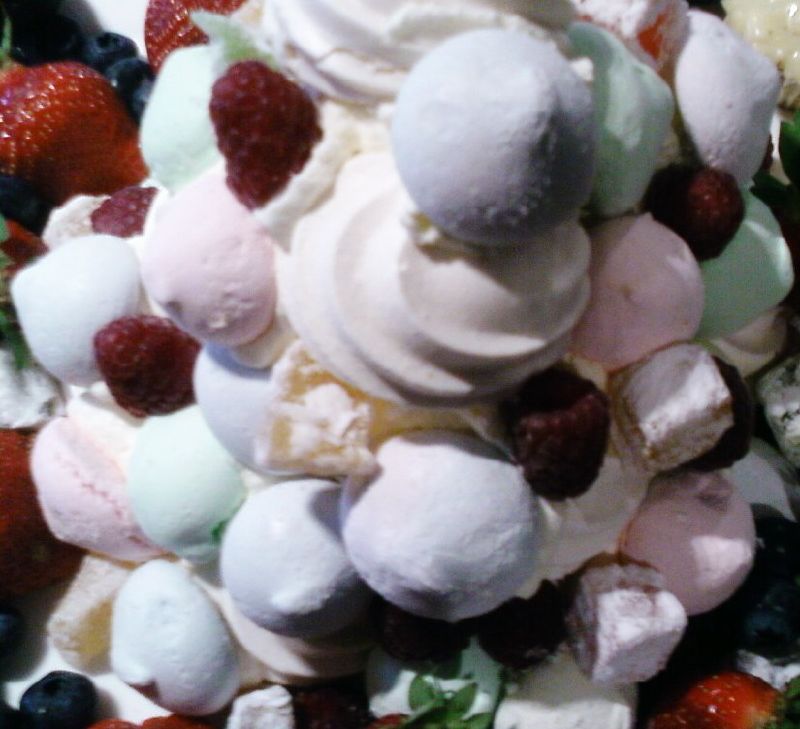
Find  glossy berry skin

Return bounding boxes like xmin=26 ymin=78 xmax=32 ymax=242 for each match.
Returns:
xmin=0 ymin=604 xmax=24 ymax=659
xmin=20 ymin=671 xmax=97 ymax=729
xmin=90 ymin=186 xmax=158 ymax=238
xmin=477 ymin=581 xmax=566 ymax=669
xmin=501 ymin=368 xmax=610 ymax=500
xmin=81 ymin=33 xmax=138 ymax=73
xmin=0 ymin=175 xmax=50 ymax=235
xmin=210 ymin=61 xmax=322 ymax=209
xmin=104 ymin=58 xmax=155 ymax=123
xmin=94 ymin=315 xmax=200 ymax=417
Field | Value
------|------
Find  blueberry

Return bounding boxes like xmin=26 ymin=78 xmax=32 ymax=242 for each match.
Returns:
xmin=754 ymin=516 xmax=800 ymax=578
xmin=0 ymin=604 xmax=24 ymax=659
xmin=0 ymin=176 xmax=50 ymax=235
xmin=104 ymin=58 xmax=155 ymax=123
xmin=0 ymin=701 xmax=33 ymax=729
xmin=19 ymin=672 xmax=97 ymax=729
xmin=81 ymin=33 xmax=138 ymax=73
xmin=2 ymin=0 xmax=63 ymax=25
xmin=12 ymin=15 xmax=83 ymax=65
xmin=739 ymin=579 xmax=800 ymax=658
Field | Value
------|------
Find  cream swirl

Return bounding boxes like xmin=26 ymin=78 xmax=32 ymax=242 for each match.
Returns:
xmin=261 ymin=0 xmax=573 ymax=103
xmin=283 ymin=152 xmax=591 ymax=407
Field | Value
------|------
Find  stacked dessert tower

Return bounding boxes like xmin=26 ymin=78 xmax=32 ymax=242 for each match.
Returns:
xmin=2 ymin=0 xmax=800 ymax=727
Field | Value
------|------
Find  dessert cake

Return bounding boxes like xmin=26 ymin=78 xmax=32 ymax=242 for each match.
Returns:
xmin=2 ymin=0 xmax=800 ymax=728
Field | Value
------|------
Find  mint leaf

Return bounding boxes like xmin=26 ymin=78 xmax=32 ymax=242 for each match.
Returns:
xmin=753 ymin=170 xmax=792 ymax=211
xmin=447 ymin=684 xmax=477 ymax=719
xmin=409 ymin=676 xmax=438 ymax=712
xmin=461 ymin=713 xmax=493 ymax=729
xmin=780 ymin=111 xmax=800 ymax=190
xmin=0 ymin=308 xmax=30 ymax=370
xmin=0 ymin=215 xmax=7 ymax=244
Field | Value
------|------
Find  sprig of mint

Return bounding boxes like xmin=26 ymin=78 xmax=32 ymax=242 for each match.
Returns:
xmin=752 ymin=110 xmax=800 ymax=225
xmin=400 ymin=673 xmax=506 ymax=729
xmin=0 ymin=244 xmax=32 ymax=370
xmin=773 ymin=675 xmax=800 ymax=729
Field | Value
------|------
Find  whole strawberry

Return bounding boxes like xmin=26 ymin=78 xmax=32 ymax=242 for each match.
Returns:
xmin=648 ymin=671 xmax=779 ymax=729
xmin=210 ymin=61 xmax=322 ymax=209
xmin=0 ymin=429 xmax=82 ymax=599
xmin=0 ymin=62 xmax=147 ymax=205
xmin=94 ymin=315 xmax=200 ymax=417
xmin=145 ymin=0 xmax=247 ymax=72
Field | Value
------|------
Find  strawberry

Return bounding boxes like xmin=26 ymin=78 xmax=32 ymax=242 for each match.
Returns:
xmin=365 ymin=716 xmax=408 ymax=729
xmin=1 ymin=221 xmax=47 ymax=279
xmin=210 ymin=61 xmax=322 ymax=209
xmin=145 ymin=0 xmax=247 ymax=72
xmin=0 ymin=429 xmax=83 ymax=599
xmin=88 ymin=717 xmax=212 ymax=729
xmin=94 ymin=315 xmax=200 ymax=417
xmin=91 ymin=186 xmax=158 ymax=238
xmin=648 ymin=672 xmax=779 ymax=729
xmin=0 ymin=62 xmax=147 ymax=205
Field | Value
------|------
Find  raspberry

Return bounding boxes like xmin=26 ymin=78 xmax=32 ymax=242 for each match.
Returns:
xmin=365 ymin=716 xmax=408 ymax=729
xmin=501 ymin=368 xmax=610 ymax=500
xmin=374 ymin=599 xmax=471 ymax=663
xmin=93 ymin=315 xmax=200 ymax=417
xmin=0 ymin=429 xmax=82 ymax=599
xmin=685 ymin=357 xmax=753 ymax=471
xmin=90 ymin=186 xmax=158 ymax=237
xmin=142 ymin=717 xmax=214 ymax=729
xmin=476 ymin=581 xmax=567 ymax=669
xmin=210 ymin=61 xmax=322 ymax=209
xmin=145 ymin=0 xmax=246 ymax=72
xmin=292 ymin=687 xmax=372 ymax=729
xmin=644 ymin=166 xmax=744 ymax=261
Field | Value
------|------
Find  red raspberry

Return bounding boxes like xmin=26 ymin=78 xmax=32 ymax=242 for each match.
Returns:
xmin=685 ymin=357 xmax=753 ymax=471
xmin=142 ymin=717 xmax=214 ymax=729
xmin=145 ymin=0 xmax=246 ymax=72
xmin=94 ymin=315 xmax=200 ymax=418
xmin=365 ymin=716 xmax=408 ymax=729
xmin=644 ymin=165 xmax=745 ymax=261
xmin=374 ymin=599 xmax=471 ymax=663
xmin=210 ymin=61 xmax=322 ymax=209
xmin=476 ymin=581 xmax=567 ymax=669
xmin=292 ymin=687 xmax=372 ymax=729
xmin=1 ymin=220 xmax=48 ymax=279
xmin=0 ymin=429 xmax=82 ymax=599
xmin=91 ymin=186 xmax=158 ymax=238
xmin=501 ymin=368 xmax=610 ymax=500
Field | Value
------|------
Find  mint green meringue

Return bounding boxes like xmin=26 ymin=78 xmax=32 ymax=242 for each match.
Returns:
xmin=128 ymin=406 xmax=246 ymax=562
xmin=569 ymin=22 xmax=674 ymax=218
xmin=140 ymin=45 xmax=223 ymax=191
xmin=698 ymin=190 xmax=793 ymax=339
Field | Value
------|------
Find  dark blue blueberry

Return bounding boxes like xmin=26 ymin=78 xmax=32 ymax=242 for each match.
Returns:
xmin=739 ymin=578 xmax=800 ymax=658
xmin=81 ymin=32 xmax=138 ymax=73
xmin=104 ymin=58 xmax=155 ymax=123
xmin=2 ymin=0 xmax=63 ymax=25
xmin=19 ymin=672 xmax=97 ymax=729
xmin=0 ymin=701 xmax=33 ymax=729
xmin=11 ymin=14 xmax=83 ymax=66
xmin=754 ymin=516 xmax=800 ymax=578
xmin=0 ymin=603 xmax=24 ymax=659
xmin=0 ymin=176 xmax=50 ymax=235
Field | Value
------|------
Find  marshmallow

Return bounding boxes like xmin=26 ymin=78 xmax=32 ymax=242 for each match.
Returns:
xmin=566 ymin=561 xmax=687 ymax=685
xmin=227 ymin=687 xmax=295 ymax=729
xmin=47 ymin=554 xmax=134 ymax=669
xmin=674 ymin=10 xmax=781 ymax=183
xmin=609 ymin=343 xmax=734 ymax=474
xmin=111 ymin=560 xmax=240 ymax=715
xmin=0 ymin=345 xmax=62 ymax=429
xmin=341 ymin=430 xmax=542 ymax=621
xmin=621 ymin=471 xmax=756 ymax=615
xmin=221 ymin=479 xmax=372 ymax=638
xmin=392 ymin=29 xmax=595 ymax=245
xmin=11 ymin=235 xmax=142 ymax=385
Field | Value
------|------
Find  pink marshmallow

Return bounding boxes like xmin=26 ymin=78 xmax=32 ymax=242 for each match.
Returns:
xmin=620 ymin=471 xmax=755 ymax=616
xmin=32 ymin=417 xmax=161 ymax=563
xmin=142 ymin=169 xmax=277 ymax=347
xmin=569 ymin=214 xmax=704 ymax=370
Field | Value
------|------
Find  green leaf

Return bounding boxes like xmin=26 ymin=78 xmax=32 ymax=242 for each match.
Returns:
xmin=461 ymin=713 xmax=493 ymax=729
xmin=409 ymin=676 xmax=439 ymax=712
xmin=0 ymin=215 xmax=7 ymax=244
xmin=0 ymin=309 xmax=30 ymax=370
xmin=780 ymin=111 xmax=800 ymax=190
xmin=446 ymin=684 xmax=477 ymax=719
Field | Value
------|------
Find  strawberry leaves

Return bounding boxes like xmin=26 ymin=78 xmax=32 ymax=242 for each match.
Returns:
xmin=400 ymin=673 xmax=505 ymax=729
xmin=753 ymin=111 xmax=800 ymax=225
